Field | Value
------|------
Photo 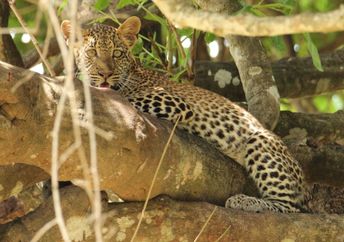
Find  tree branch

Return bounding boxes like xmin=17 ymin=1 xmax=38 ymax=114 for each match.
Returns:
xmin=194 ymin=0 xmax=280 ymax=130
xmin=0 ymin=61 xmax=343 ymax=211
xmin=2 ymin=186 xmax=344 ymax=241
xmin=0 ymin=60 xmax=248 ymax=205
xmin=153 ymin=0 xmax=344 ymax=36
xmin=194 ymin=49 xmax=344 ymax=101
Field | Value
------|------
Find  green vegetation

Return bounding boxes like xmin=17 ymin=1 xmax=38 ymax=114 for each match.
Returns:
xmin=7 ymin=0 xmax=344 ymax=112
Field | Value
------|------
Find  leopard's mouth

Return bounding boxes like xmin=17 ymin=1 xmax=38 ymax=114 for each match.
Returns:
xmin=100 ymin=82 xmax=110 ymax=88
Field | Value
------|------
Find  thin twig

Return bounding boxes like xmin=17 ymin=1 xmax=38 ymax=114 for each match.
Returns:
xmin=193 ymin=206 xmax=217 ymax=242
xmin=166 ymin=28 xmax=173 ymax=74
xmin=78 ymin=120 xmax=114 ymax=141
xmin=130 ymin=116 xmax=181 ymax=242
xmin=30 ymin=219 xmax=57 ymax=242
xmin=214 ymin=224 xmax=231 ymax=242
xmin=41 ymin=0 xmax=85 ymax=241
xmin=10 ymin=71 xmax=35 ymax=92
xmin=167 ymin=20 xmax=193 ymax=78
xmin=49 ymin=68 xmax=71 ymax=242
xmin=8 ymin=0 xmax=55 ymax=76
xmin=81 ymin=56 xmax=104 ymax=242
xmin=149 ymin=35 xmax=168 ymax=69
xmin=0 ymin=27 xmax=35 ymax=34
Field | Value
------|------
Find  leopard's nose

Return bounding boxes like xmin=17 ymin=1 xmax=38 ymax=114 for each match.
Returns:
xmin=98 ymin=70 xmax=113 ymax=79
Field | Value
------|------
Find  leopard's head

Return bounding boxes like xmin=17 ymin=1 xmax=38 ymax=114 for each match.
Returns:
xmin=61 ymin=16 xmax=141 ymax=88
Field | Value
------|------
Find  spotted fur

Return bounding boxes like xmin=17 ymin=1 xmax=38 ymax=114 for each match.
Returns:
xmin=61 ymin=17 xmax=306 ymax=212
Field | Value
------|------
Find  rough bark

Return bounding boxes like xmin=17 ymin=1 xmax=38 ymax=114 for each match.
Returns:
xmin=1 ymin=186 xmax=344 ymax=242
xmin=0 ymin=61 xmax=249 ymax=206
xmin=193 ymin=0 xmax=279 ymax=130
xmin=0 ymin=185 xmax=44 ymax=224
xmin=153 ymin=0 xmax=344 ymax=36
xmin=276 ymin=111 xmax=344 ymax=146
xmin=194 ymin=49 xmax=344 ymax=101
xmin=0 ymin=164 xmax=48 ymax=201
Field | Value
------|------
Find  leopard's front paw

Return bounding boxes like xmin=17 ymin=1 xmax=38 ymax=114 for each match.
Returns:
xmin=225 ymin=194 xmax=278 ymax=212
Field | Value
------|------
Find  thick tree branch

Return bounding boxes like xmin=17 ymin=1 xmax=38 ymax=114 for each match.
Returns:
xmin=193 ymin=0 xmax=280 ymax=130
xmin=2 ymin=186 xmax=344 ymax=241
xmin=0 ymin=61 xmax=343 ymax=211
xmin=276 ymin=111 xmax=344 ymax=146
xmin=0 ymin=164 xmax=48 ymax=201
xmin=153 ymin=0 xmax=344 ymax=36
xmin=0 ymin=61 xmax=248 ymax=205
xmin=194 ymin=49 xmax=344 ymax=101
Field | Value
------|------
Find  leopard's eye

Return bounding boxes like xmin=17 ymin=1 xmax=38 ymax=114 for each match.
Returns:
xmin=86 ymin=49 xmax=97 ymax=57
xmin=113 ymin=49 xmax=123 ymax=58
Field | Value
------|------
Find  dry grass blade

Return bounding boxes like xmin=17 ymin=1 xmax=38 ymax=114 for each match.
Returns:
xmin=30 ymin=219 xmax=57 ymax=242
xmin=214 ymin=224 xmax=231 ymax=242
xmin=130 ymin=116 xmax=181 ymax=242
xmin=193 ymin=206 xmax=217 ymax=242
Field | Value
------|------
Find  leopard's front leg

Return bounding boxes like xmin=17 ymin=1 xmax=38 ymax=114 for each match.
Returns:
xmin=128 ymin=89 xmax=194 ymax=124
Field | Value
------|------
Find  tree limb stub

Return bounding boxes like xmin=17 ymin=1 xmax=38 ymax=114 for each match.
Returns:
xmin=2 ymin=186 xmax=344 ymax=242
xmin=194 ymin=49 xmax=344 ymax=101
xmin=153 ymin=0 xmax=344 ymax=36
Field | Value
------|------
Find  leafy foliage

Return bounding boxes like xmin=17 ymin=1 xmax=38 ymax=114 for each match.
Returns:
xmin=303 ymin=33 xmax=323 ymax=72
xmin=94 ymin=0 xmax=112 ymax=11
xmin=6 ymin=0 xmax=344 ymax=113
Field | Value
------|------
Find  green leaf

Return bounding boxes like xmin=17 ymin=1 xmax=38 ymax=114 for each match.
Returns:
xmin=177 ymin=28 xmax=193 ymax=37
xmin=204 ymin=32 xmax=216 ymax=44
xmin=315 ymin=0 xmax=329 ymax=12
xmin=303 ymin=33 xmax=324 ymax=72
xmin=58 ymin=0 xmax=69 ymax=16
xmin=271 ymin=36 xmax=286 ymax=52
xmin=132 ymin=37 xmax=143 ymax=55
xmin=116 ymin=0 xmax=136 ymax=9
xmin=143 ymin=12 xmax=166 ymax=26
xmin=313 ymin=95 xmax=329 ymax=112
xmin=94 ymin=0 xmax=111 ymax=11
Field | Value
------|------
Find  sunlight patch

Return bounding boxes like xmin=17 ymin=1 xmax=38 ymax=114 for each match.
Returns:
xmin=21 ymin=33 xmax=31 ymax=43
xmin=66 ymin=216 xmax=92 ymax=242
xmin=209 ymin=40 xmax=219 ymax=58
xmin=30 ymin=63 xmax=44 ymax=74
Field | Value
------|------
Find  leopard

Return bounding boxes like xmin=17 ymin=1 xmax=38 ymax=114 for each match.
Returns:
xmin=61 ymin=16 xmax=306 ymax=213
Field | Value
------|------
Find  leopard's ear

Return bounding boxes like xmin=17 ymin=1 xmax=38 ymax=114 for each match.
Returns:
xmin=61 ymin=20 xmax=71 ymax=39
xmin=117 ymin=16 xmax=141 ymax=48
